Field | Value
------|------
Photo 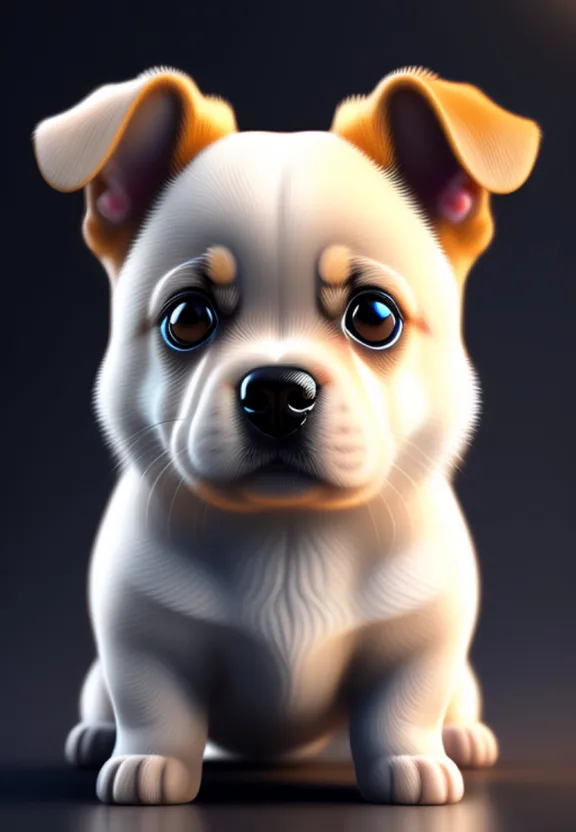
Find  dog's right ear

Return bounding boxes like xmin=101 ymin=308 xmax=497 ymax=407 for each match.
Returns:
xmin=330 ymin=68 xmax=541 ymax=285
xmin=34 ymin=68 xmax=237 ymax=280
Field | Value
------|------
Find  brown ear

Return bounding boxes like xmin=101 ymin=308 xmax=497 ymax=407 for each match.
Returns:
xmin=33 ymin=67 xmax=238 ymax=279
xmin=330 ymin=68 xmax=541 ymax=283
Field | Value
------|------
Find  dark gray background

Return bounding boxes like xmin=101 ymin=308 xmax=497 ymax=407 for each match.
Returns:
xmin=3 ymin=0 xmax=576 ymax=776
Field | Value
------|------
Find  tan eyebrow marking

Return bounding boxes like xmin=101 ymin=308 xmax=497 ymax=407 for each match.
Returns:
xmin=318 ymin=244 xmax=352 ymax=285
xmin=205 ymin=245 xmax=237 ymax=285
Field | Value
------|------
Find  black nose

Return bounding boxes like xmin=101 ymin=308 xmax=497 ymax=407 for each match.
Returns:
xmin=239 ymin=366 xmax=319 ymax=439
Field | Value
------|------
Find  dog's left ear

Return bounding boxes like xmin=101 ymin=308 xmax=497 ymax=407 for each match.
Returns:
xmin=331 ymin=68 xmax=541 ymax=284
xmin=34 ymin=68 xmax=238 ymax=280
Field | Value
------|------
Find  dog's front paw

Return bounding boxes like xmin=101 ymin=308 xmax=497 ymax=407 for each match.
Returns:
xmin=356 ymin=754 xmax=464 ymax=805
xmin=65 ymin=722 xmax=116 ymax=769
xmin=96 ymin=754 xmax=201 ymax=805
xmin=443 ymin=722 xmax=499 ymax=769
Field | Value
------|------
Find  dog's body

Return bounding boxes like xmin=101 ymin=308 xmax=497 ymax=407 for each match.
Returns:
xmin=84 ymin=461 xmax=477 ymax=756
xmin=34 ymin=69 xmax=540 ymax=805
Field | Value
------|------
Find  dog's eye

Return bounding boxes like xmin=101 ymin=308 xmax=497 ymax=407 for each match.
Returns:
xmin=160 ymin=291 xmax=218 ymax=352
xmin=343 ymin=289 xmax=403 ymax=350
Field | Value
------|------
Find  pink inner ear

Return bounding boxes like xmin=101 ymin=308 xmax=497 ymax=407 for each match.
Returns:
xmin=437 ymin=172 xmax=476 ymax=223
xmin=96 ymin=169 xmax=132 ymax=224
xmin=95 ymin=153 xmax=170 ymax=226
xmin=92 ymin=93 xmax=180 ymax=229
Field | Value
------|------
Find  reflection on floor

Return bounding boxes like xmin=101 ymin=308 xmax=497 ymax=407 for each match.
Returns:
xmin=0 ymin=762 xmax=575 ymax=832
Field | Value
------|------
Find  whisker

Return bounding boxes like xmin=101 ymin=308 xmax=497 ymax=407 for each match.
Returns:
xmin=121 ymin=418 xmax=185 ymax=457
xmin=391 ymin=460 xmax=419 ymax=492
xmin=139 ymin=446 xmax=169 ymax=477
xmin=398 ymin=446 xmax=437 ymax=478
xmin=382 ymin=474 xmax=414 ymax=538
xmin=122 ymin=443 xmax=167 ymax=477
xmin=109 ymin=419 xmax=185 ymax=473
xmin=403 ymin=437 xmax=439 ymax=468
xmin=166 ymin=445 xmax=192 ymax=542
xmin=401 ymin=441 xmax=467 ymax=480
xmin=404 ymin=434 xmax=466 ymax=474
xmin=145 ymin=449 xmax=181 ymax=530
xmin=377 ymin=491 xmax=397 ymax=552
xmin=366 ymin=502 xmax=384 ymax=555
xmin=167 ymin=473 xmax=186 ymax=543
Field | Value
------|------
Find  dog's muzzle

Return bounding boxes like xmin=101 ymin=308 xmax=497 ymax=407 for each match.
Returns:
xmin=238 ymin=366 xmax=319 ymax=439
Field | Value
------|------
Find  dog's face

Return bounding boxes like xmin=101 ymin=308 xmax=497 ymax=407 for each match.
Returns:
xmin=34 ymin=68 xmax=540 ymax=511
xmin=96 ymin=130 xmax=478 ymax=511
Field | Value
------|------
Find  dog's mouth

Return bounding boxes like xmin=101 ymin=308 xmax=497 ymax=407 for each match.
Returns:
xmin=193 ymin=456 xmax=377 ymax=513
xmin=237 ymin=458 xmax=323 ymax=497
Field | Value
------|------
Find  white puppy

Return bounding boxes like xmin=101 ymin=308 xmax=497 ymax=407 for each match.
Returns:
xmin=34 ymin=66 xmax=540 ymax=805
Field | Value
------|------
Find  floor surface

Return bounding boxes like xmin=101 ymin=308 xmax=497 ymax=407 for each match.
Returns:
xmin=0 ymin=762 xmax=575 ymax=832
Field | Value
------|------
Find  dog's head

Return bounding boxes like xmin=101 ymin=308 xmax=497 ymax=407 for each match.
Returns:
xmin=34 ymin=67 xmax=540 ymax=512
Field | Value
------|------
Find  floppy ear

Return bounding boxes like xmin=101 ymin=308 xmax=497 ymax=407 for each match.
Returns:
xmin=330 ymin=68 xmax=541 ymax=284
xmin=33 ymin=67 xmax=238 ymax=279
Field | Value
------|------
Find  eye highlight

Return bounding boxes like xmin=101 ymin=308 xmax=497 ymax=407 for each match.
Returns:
xmin=159 ymin=290 xmax=218 ymax=352
xmin=343 ymin=288 xmax=403 ymax=350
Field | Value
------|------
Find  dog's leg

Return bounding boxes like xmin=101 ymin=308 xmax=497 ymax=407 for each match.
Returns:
xmin=94 ymin=615 xmax=208 ymax=805
xmin=65 ymin=658 xmax=116 ymax=769
xmin=349 ymin=645 xmax=469 ymax=805
xmin=442 ymin=660 xmax=499 ymax=769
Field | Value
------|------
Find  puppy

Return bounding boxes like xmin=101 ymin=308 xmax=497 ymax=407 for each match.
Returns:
xmin=34 ymin=66 xmax=540 ymax=805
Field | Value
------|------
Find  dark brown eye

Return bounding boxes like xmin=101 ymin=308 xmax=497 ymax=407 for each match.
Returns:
xmin=160 ymin=291 xmax=218 ymax=351
xmin=343 ymin=289 xmax=403 ymax=349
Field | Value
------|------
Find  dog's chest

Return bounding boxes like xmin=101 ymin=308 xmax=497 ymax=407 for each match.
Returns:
xmin=224 ymin=528 xmax=357 ymax=661
xmin=205 ymin=528 xmax=359 ymax=742
xmin=163 ymin=512 xmax=440 ymax=661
